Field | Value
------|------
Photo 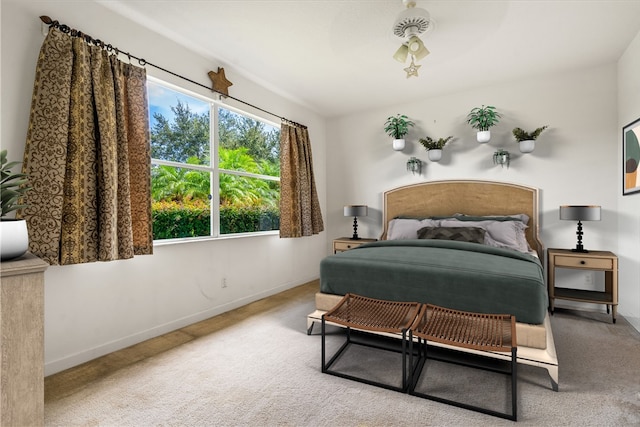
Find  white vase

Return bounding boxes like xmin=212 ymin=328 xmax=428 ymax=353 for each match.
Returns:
xmin=392 ymin=138 xmax=405 ymax=151
xmin=477 ymin=130 xmax=491 ymax=143
xmin=428 ymin=149 xmax=442 ymax=162
xmin=0 ymin=219 xmax=29 ymax=261
xmin=519 ymin=140 xmax=535 ymax=153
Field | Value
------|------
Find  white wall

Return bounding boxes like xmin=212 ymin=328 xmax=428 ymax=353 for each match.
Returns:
xmin=617 ymin=29 xmax=640 ymax=331
xmin=1 ymin=0 xmax=327 ymax=375
xmin=2 ymin=1 xmax=638 ymax=377
xmin=326 ymin=63 xmax=637 ymax=323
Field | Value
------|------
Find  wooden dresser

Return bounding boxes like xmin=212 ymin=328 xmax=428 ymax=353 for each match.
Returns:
xmin=0 ymin=253 xmax=48 ymax=426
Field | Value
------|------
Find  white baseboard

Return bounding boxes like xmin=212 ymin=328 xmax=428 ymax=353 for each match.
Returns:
xmin=625 ymin=316 xmax=640 ymax=334
xmin=45 ymin=279 xmax=315 ymax=376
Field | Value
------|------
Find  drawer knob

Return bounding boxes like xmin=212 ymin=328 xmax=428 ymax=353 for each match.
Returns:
xmin=347 ymin=245 xmax=352 ymax=248
xmin=580 ymin=260 xmax=586 ymax=265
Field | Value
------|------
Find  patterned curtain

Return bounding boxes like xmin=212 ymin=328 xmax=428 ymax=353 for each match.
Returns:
xmin=20 ymin=28 xmax=153 ymax=265
xmin=279 ymin=121 xmax=324 ymax=238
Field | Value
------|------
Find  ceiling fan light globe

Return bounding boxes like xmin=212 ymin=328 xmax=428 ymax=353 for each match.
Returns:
xmin=414 ymin=45 xmax=429 ymax=61
xmin=393 ymin=45 xmax=409 ymax=63
xmin=407 ymin=36 xmax=423 ymax=53
xmin=406 ymin=36 xmax=429 ymax=61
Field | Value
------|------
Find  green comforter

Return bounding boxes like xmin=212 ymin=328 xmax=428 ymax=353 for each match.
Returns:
xmin=320 ymin=239 xmax=547 ymax=324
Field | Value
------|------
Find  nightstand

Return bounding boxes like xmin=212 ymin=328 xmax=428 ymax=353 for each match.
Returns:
xmin=333 ymin=237 xmax=377 ymax=254
xmin=547 ymin=248 xmax=618 ymax=323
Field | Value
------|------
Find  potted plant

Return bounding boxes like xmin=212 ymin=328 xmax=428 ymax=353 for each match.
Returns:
xmin=419 ymin=136 xmax=453 ymax=162
xmin=493 ymin=149 xmax=510 ymax=168
xmin=466 ymin=105 xmax=501 ymax=143
xmin=512 ymin=125 xmax=548 ymax=153
xmin=384 ymin=114 xmax=414 ymax=151
xmin=1 ymin=149 xmax=31 ymax=261
xmin=406 ymin=157 xmax=422 ymax=175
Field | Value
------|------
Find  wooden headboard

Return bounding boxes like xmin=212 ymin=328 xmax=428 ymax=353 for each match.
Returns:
xmin=381 ymin=180 xmax=543 ymax=259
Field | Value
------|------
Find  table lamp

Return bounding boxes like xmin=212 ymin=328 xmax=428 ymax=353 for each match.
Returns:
xmin=559 ymin=205 xmax=601 ymax=253
xmin=344 ymin=205 xmax=368 ymax=240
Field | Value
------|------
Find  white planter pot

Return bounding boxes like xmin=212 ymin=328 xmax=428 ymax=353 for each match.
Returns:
xmin=428 ymin=149 xmax=442 ymax=162
xmin=477 ymin=130 xmax=491 ymax=143
xmin=392 ymin=138 xmax=405 ymax=151
xmin=519 ymin=140 xmax=535 ymax=153
xmin=0 ymin=219 xmax=29 ymax=261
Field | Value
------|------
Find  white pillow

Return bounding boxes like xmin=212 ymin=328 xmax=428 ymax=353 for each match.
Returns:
xmin=439 ymin=219 xmax=529 ymax=252
xmin=386 ymin=218 xmax=440 ymax=240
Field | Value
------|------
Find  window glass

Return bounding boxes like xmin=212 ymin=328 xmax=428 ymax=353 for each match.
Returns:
xmin=151 ymin=164 xmax=211 ymax=240
xmin=148 ymin=79 xmax=211 ymax=165
xmin=219 ymin=107 xmax=280 ymax=175
xmin=220 ymin=174 xmax=280 ymax=234
xmin=148 ymin=79 xmax=280 ymax=241
xmin=218 ymin=107 xmax=281 ymax=235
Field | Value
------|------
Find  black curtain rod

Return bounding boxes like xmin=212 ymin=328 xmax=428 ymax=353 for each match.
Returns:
xmin=39 ymin=15 xmax=307 ymax=129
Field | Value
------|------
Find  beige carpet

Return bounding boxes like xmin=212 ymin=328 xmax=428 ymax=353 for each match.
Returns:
xmin=45 ymin=282 xmax=640 ymax=426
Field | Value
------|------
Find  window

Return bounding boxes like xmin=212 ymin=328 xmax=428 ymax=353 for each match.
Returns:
xmin=148 ymin=78 xmax=280 ymax=241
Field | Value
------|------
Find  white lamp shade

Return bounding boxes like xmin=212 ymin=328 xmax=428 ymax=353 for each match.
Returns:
xmin=559 ymin=205 xmax=601 ymax=221
xmin=344 ymin=205 xmax=368 ymax=217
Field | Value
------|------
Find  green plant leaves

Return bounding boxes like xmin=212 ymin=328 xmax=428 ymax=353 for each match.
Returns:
xmin=467 ymin=105 xmax=501 ymax=131
xmin=384 ymin=114 xmax=414 ymax=139
xmin=419 ymin=136 xmax=453 ymax=150
xmin=0 ymin=149 xmax=31 ymax=217
xmin=512 ymin=126 xmax=548 ymax=142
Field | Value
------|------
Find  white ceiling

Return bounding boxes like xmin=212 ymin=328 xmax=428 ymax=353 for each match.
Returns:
xmin=99 ymin=1 xmax=640 ymax=118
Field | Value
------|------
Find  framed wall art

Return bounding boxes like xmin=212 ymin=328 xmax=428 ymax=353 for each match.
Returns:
xmin=623 ymin=117 xmax=640 ymax=195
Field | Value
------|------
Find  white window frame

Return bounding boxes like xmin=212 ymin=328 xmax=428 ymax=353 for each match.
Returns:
xmin=148 ymin=76 xmax=281 ymax=244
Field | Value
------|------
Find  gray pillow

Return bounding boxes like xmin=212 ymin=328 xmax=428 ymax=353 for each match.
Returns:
xmin=417 ymin=226 xmax=486 ymax=244
xmin=387 ymin=218 xmax=440 ymax=240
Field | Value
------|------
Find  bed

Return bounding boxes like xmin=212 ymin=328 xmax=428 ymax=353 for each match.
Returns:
xmin=308 ymin=180 xmax=559 ymax=391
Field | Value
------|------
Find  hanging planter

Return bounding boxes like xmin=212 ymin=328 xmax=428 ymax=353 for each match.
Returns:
xmin=427 ymin=149 xmax=442 ymax=162
xmin=419 ymin=135 xmax=453 ymax=163
xmin=467 ymin=105 xmax=501 ymax=143
xmin=392 ymin=138 xmax=406 ymax=151
xmin=493 ymin=149 xmax=510 ymax=168
xmin=406 ymin=157 xmax=422 ymax=175
xmin=519 ymin=140 xmax=536 ymax=153
xmin=476 ymin=130 xmax=491 ymax=143
xmin=384 ymin=114 xmax=414 ymax=151
xmin=513 ymin=126 xmax=548 ymax=153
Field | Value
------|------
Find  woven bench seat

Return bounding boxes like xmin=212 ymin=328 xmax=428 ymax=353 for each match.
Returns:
xmin=409 ymin=304 xmax=518 ymax=421
xmin=321 ymin=293 xmax=420 ymax=392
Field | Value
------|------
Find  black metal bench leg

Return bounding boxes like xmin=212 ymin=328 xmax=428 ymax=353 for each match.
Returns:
xmin=512 ymin=347 xmax=518 ymax=421
xmin=321 ymin=315 xmax=326 ymax=372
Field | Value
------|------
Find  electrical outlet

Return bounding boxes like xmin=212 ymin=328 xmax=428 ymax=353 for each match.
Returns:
xmin=585 ymin=272 xmax=592 ymax=284
xmin=221 ymin=277 xmax=227 ymax=288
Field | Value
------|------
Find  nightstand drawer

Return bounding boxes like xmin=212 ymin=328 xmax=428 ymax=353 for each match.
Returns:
xmin=554 ymin=255 xmax=613 ymax=270
xmin=334 ymin=241 xmax=361 ymax=252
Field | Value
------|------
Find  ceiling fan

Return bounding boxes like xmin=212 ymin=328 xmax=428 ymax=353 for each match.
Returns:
xmin=392 ymin=0 xmax=432 ymax=77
